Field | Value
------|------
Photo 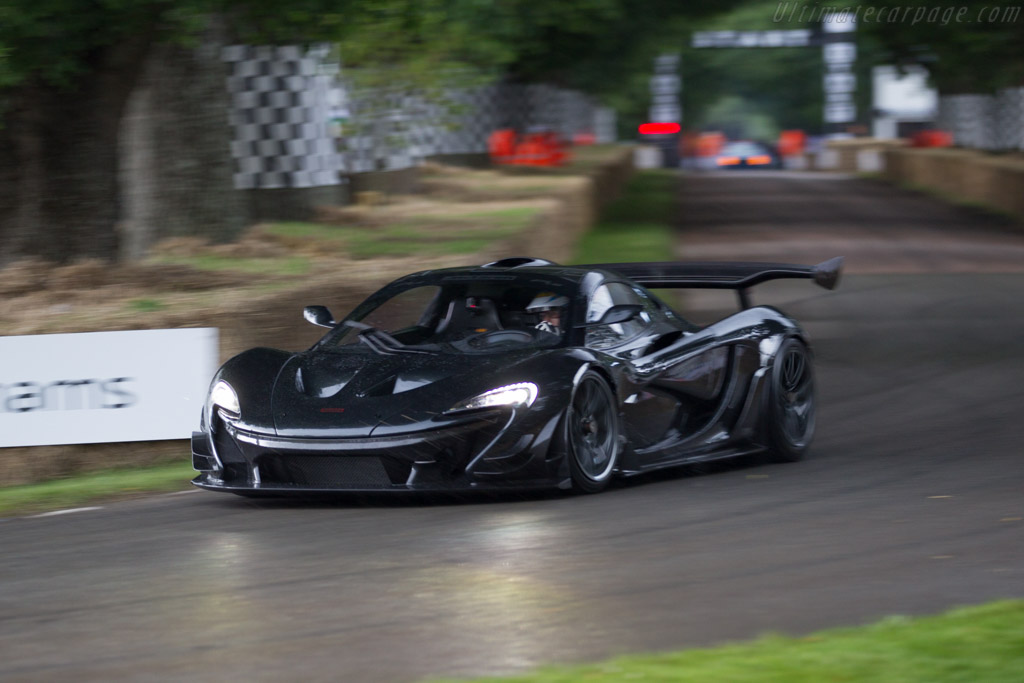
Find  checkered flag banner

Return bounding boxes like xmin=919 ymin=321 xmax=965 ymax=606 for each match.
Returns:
xmin=938 ymin=89 xmax=1024 ymax=152
xmin=224 ymin=45 xmax=618 ymax=179
xmin=341 ymin=81 xmax=616 ymax=171
xmin=995 ymin=87 xmax=1024 ymax=151
xmin=224 ymin=44 xmax=342 ymax=190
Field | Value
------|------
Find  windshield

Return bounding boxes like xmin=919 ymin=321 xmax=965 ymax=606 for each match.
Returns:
xmin=320 ymin=274 xmax=577 ymax=354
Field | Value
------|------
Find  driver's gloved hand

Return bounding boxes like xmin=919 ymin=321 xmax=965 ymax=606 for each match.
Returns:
xmin=535 ymin=321 xmax=556 ymax=334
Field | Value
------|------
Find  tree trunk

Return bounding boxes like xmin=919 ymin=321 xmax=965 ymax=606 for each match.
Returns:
xmin=0 ymin=33 xmax=154 ymax=264
xmin=119 ymin=16 xmax=247 ymax=260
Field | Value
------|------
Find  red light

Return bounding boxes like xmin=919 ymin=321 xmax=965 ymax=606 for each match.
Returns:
xmin=639 ymin=122 xmax=681 ymax=135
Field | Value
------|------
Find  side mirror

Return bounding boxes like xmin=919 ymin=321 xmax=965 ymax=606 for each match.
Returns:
xmin=304 ymin=305 xmax=336 ymax=328
xmin=596 ymin=303 xmax=644 ymax=325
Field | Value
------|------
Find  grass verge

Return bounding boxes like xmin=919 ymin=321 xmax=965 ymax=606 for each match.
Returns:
xmin=0 ymin=462 xmax=195 ymax=517
xmin=572 ymin=168 xmax=682 ymax=308
xmin=153 ymin=253 xmax=312 ymax=275
xmin=267 ymin=207 xmax=540 ymax=259
xmin=571 ymin=169 xmax=677 ymax=265
xmin=433 ymin=600 xmax=1024 ymax=683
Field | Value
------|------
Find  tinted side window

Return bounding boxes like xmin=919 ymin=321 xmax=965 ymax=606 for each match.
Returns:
xmin=585 ymin=283 xmax=648 ymax=349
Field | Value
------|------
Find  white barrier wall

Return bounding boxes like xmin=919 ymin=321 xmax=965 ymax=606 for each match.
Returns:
xmin=0 ymin=328 xmax=219 ymax=447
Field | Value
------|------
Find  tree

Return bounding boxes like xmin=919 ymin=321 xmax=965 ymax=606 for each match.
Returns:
xmin=0 ymin=0 xmax=750 ymax=264
xmin=1 ymin=1 xmax=170 ymax=261
xmin=859 ymin=0 xmax=1024 ymax=94
xmin=677 ymin=0 xmax=826 ymax=137
xmin=0 ymin=0 xmax=520 ymax=263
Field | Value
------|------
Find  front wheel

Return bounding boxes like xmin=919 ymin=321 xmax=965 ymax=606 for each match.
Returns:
xmin=766 ymin=337 xmax=816 ymax=462
xmin=563 ymin=371 xmax=620 ymax=493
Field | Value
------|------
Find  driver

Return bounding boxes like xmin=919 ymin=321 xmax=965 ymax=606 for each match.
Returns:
xmin=526 ymin=292 xmax=569 ymax=334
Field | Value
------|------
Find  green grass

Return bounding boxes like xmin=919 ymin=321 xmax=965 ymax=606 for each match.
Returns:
xmin=0 ymin=461 xmax=195 ymax=517
xmin=128 ymin=298 xmax=167 ymax=312
xmin=264 ymin=221 xmax=351 ymax=242
xmin=572 ymin=169 xmax=677 ymax=265
xmin=434 ymin=600 xmax=1024 ymax=682
xmin=449 ymin=207 xmax=542 ymax=226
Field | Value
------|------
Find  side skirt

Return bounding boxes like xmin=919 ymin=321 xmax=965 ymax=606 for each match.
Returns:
xmin=616 ymin=445 xmax=767 ymax=477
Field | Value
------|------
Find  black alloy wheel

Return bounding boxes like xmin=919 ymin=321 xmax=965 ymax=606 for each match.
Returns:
xmin=565 ymin=371 xmax=620 ymax=493
xmin=767 ymin=337 xmax=816 ymax=462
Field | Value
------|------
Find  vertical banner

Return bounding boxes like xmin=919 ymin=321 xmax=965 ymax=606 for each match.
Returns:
xmin=644 ymin=54 xmax=682 ymax=168
xmin=0 ymin=328 xmax=219 ymax=447
xmin=822 ymin=15 xmax=857 ymax=131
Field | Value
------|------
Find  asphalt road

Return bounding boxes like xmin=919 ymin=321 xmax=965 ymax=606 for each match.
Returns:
xmin=3 ymin=171 xmax=1024 ymax=682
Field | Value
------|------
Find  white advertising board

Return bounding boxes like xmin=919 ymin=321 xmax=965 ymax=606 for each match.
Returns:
xmin=0 ymin=328 xmax=218 ymax=447
xmin=872 ymin=65 xmax=938 ymax=117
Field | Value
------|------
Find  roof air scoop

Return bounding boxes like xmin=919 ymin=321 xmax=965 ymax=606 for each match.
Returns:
xmin=481 ymin=257 xmax=558 ymax=269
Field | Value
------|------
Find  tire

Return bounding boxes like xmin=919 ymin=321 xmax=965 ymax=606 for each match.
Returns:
xmin=563 ymin=371 xmax=620 ymax=493
xmin=766 ymin=337 xmax=816 ymax=462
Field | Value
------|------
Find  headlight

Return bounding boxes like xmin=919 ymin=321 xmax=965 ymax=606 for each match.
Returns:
xmin=448 ymin=382 xmax=538 ymax=413
xmin=210 ymin=380 xmax=240 ymax=417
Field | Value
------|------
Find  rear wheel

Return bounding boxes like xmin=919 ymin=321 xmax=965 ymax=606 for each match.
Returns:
xmin=564 ymin=371 xmax=620 ymax=493
xmin=766 ymin=338 xmax=816 ymax=462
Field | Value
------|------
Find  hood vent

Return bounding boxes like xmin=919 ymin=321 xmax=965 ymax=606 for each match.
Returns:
xmin=296 ymin=365 xmax=356 ymax=398
xmin=358 ymin=373 xmax=445 ymax=398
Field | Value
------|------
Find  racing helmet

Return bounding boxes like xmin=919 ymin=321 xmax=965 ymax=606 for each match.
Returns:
xmin=526 ymin=292 xmax=569 ymax=313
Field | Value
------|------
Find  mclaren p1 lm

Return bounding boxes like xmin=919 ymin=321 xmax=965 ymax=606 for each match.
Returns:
xmin=192 ymin=256 xmax=842 ymax=495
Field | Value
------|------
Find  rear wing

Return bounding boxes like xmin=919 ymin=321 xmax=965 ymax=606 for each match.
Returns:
xmin=586 ymin=257 xmax=843 ymax=309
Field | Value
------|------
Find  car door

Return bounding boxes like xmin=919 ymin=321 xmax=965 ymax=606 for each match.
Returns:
xmin=583 ymin=281 xmax=685 ymax=454
xmin=586 ymin=281 xmax=744 ymax=468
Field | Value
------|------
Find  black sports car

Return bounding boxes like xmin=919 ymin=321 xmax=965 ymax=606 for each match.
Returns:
xmin=192 ymin=256 xmax=842 ymax=495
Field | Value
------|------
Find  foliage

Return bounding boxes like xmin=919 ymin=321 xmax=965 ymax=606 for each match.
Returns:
xmin=435 ymin=600 xmax=1024 ymax=683
xmin=859 ymin=0 xmax=1024 ymax=94
xmin=679 ymin=0 xmax=824 ymax=137
xmin=0 ymin=0 xmax=161 ymax=89
xmin=0 ymin=0 xmax=752 ymax=115
xmin=572 ymin=169 xmax=677 ymax=265
xmin=0 ymin=0 xmax=497 ymax=96
xmin=477 ymin=0 xmax=749 ymax=137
